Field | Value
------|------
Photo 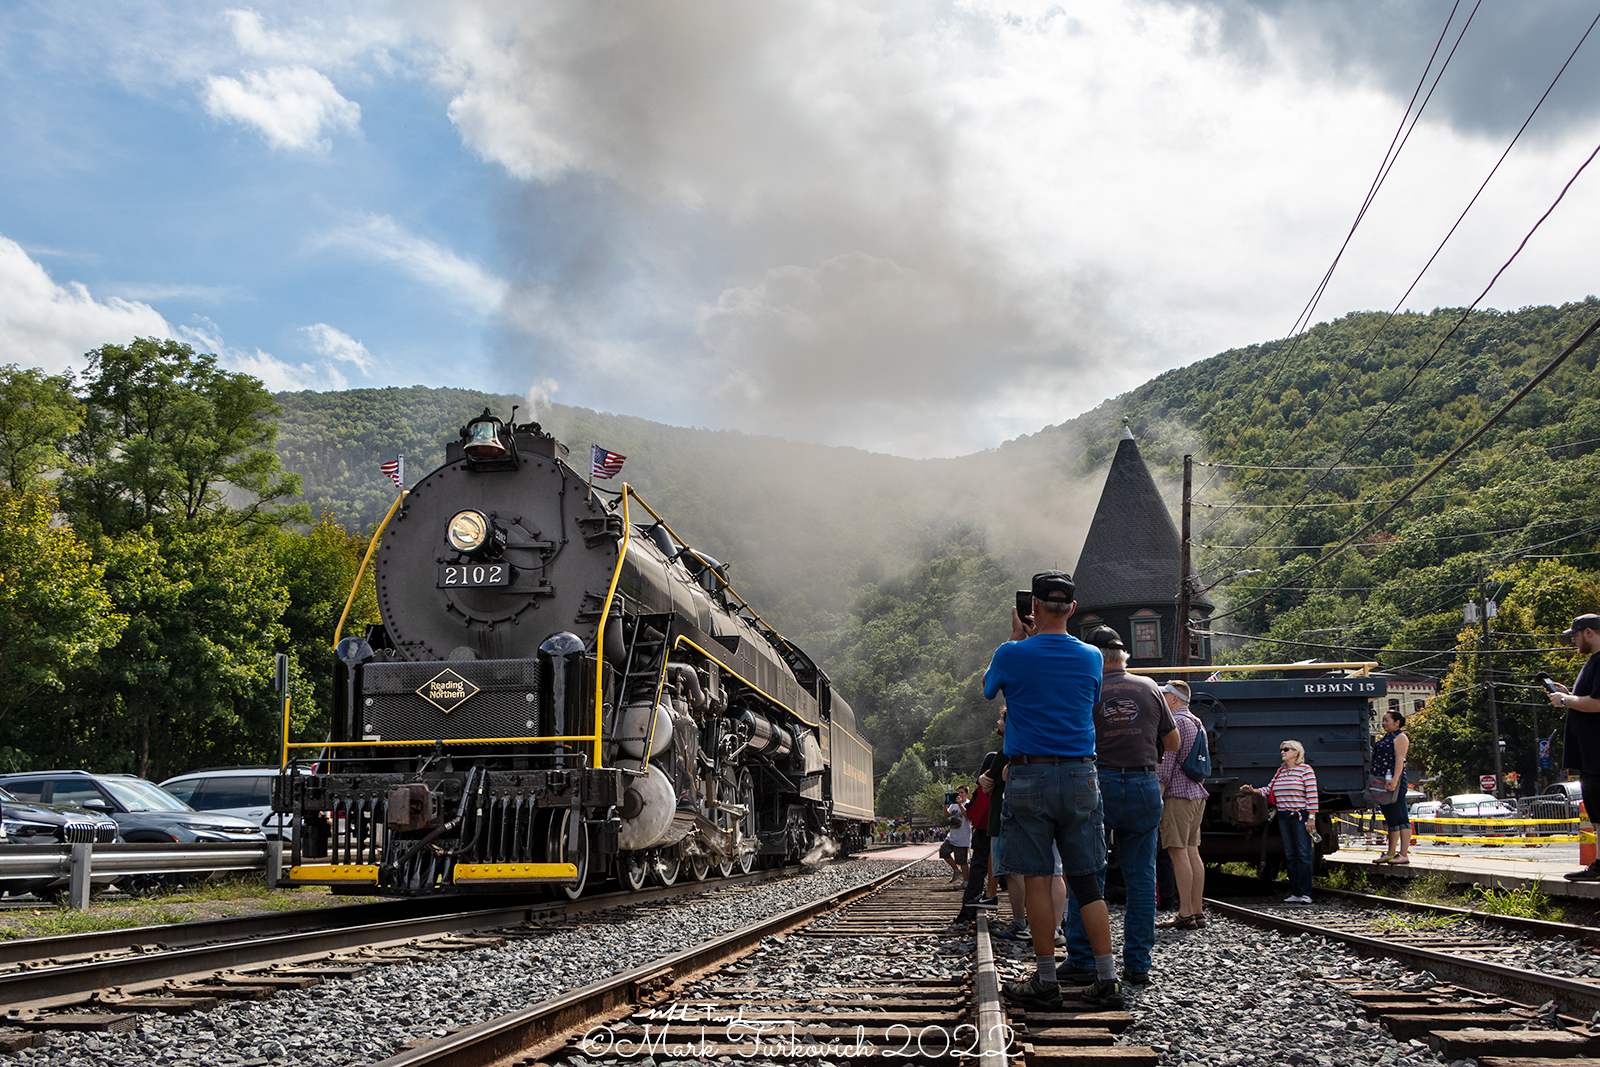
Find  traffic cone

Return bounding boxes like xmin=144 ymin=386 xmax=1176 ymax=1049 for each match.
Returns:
xmin=1581 ymin=800 xmax=1595 ymax=867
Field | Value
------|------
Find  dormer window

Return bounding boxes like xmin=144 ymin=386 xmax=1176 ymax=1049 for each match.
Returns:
xmin=1130 ymin=609 xmax=1161 ymax=660
xmin=1078 ymin=615 xmax=1102 ymax=639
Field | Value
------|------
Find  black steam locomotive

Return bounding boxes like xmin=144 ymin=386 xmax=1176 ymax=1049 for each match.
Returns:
xmin=277 ymin=411 xmax=874 ymax=896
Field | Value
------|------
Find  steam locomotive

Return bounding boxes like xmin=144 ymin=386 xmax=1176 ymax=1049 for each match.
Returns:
xmin=277 ymin=411 xmax=874 ymax=897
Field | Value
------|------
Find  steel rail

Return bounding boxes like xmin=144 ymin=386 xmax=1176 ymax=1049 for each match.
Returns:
xmin=1312 ymin=885 xmax=1600 ymax=948
xmin=1207 ymin=897 xmax=1600 ymax=1017
xmin=0 ymin=864 xmax=808 ymax=1010
xmin=368 ymin=860 xmax=923 ymax=1067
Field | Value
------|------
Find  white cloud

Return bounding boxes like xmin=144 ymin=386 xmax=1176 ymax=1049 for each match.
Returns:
xmin=317 ymin=214 xmax=508 ymax=315
xmin=204 ymin=65 xmax=361 ymax=151
xmin=0 ymin=236 xmax=173 ymax=374
xmin=300 ymin=322 xmax=376 ymax=374
xmin=408 ymin=0 xmax=1600 ymax=455
xmin=180 ymin=317 xmax=352 ymax=392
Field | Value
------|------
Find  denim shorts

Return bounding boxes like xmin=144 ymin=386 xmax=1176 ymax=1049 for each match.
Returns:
xmin=992 ymin=837 xmax=1063 ymax=877
xmin=997 ymin=762 xmax=1106 ymax=878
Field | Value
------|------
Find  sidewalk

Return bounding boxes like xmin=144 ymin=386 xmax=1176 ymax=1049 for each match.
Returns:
xmin=1327 ymin=839 xmax=1600 ymax=901
xmin=862 ymin=843 xmax=942 ymax=863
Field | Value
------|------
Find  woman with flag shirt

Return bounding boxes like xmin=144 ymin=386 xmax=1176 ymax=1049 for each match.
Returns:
xmin=1240 ymin=740 xmax=1319 ymax=903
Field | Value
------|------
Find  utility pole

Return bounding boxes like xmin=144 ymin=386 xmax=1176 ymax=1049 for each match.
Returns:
xmin=1178 ymin=454 xmax=1192 ymax=667
xmin=1478 ymin=559 xmax=1504 ymax=797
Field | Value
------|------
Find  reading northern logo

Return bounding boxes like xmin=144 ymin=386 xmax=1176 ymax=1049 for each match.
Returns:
xmin=417 ymin=669 xmax=480 ymax=714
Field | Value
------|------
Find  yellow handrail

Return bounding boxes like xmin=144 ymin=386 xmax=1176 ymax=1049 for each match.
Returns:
xmin=332 ymin=490 xmax=407 ymax=647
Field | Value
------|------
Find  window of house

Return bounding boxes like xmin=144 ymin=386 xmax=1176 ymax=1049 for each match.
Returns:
xmin=1131 ymin=610 xmax=1161 ymax=660
xmin=1188 ymin=614 xmax=1209 ymax=661
xmin=1077 ymin=615 xmax=1102 ymax=639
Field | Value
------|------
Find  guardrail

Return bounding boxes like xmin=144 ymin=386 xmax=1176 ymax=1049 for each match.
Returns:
xmin=1 ymin=841 xmax=284 ymax=909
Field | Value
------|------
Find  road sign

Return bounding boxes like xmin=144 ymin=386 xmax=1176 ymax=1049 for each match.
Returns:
xmin=1480 ymin=774 xmax=1497 ymax=792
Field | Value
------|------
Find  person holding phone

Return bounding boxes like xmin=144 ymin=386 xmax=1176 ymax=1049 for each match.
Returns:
xmin=1548 ymin=614 xmax=1600 ymax=881
xmin=1371 ymin=710 xmax=1411 ymax=864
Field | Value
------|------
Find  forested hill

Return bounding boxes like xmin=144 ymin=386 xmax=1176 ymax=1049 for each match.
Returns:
xmin=274 ymin=299 xmax=1600 ymax=804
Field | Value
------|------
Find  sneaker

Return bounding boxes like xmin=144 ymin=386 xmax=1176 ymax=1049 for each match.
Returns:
xmin=1080 ymin=977 xmax=1125 ymax=1009
xmin=972 ymin=895 xmax=1000 ymax=909
xmin=1566 ymin=862 xmax=1600 ymax=882
xmin=1122 ymin=970 xmax=1151 ymax=986
xmin=1053 ymin=927 xmax=1066 ymax=947
xmin=1058 ymin=966 xmax=1098 ymax=985
xmin=1285 ymin=894 xmax=1312 ymax=904
xmin=1002 ymin=976 xmax=1063 ymax=1011
xmin=996 ymin=920 xmax=1032 ymax=941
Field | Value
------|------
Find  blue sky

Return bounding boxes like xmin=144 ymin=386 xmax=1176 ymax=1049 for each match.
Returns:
xmin=3 ymin=2 xmax=1600 ymax=457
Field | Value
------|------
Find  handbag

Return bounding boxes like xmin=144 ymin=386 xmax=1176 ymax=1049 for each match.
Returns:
xmin=1366 ymin=776 xmax=1398 ymax=805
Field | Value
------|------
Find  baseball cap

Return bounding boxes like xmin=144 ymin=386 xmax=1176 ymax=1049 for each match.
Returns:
xmin=1562 ymin=614 xmax=1600 ymax=636
xmin=1032 ymin=570 xmax=1075 ymax=603
xmin=1085 ymin=625 xmax=1125 ymax=650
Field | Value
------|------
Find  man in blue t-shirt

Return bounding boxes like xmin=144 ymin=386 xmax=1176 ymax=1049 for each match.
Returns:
xmin=983 ymin=570 xmax=1122 ymax=1012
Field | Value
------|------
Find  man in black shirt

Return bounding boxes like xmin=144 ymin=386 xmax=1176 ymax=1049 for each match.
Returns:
xmin=1550 ymin=613 xmax=1600 ymax=881
xmin=1062 ymin=626 xmax=1178 ymax=985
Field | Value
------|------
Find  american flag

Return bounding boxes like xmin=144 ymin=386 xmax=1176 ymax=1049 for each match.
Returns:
xmin=381 ymin=456 xmax=403 ymax=489
xmin=590 ymin=444 xmax=626 ymax=480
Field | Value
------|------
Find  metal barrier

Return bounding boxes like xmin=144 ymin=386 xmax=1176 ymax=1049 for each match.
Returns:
xmin=1335 ymin=813 xmax=1581 ymax=845
xmin=0 ymin=841 xmax=284 ymax=909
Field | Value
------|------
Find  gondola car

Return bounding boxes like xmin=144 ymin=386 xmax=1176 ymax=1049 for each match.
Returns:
xmin=277 ymin=411 xmax=873 ymax=896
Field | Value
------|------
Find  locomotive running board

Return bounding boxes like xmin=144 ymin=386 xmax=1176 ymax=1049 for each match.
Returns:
xmin=289 ymin=864 xmax=380 ymax=884
xmin=452 ymin=862 xmax=579 ymax=883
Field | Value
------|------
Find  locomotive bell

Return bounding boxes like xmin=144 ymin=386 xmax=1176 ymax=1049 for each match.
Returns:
xmin=464 ymin=416 xmax=508 ymax=458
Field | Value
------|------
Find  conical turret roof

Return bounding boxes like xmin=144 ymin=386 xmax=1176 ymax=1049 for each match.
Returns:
xmin=1073 ymin=423 xmax=1211 ymax=614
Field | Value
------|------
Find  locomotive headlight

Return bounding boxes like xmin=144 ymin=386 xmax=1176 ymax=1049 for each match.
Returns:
xmin=447 ymin=509 xmax=491 ymax=554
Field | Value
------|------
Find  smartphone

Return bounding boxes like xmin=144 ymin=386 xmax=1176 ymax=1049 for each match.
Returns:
xmin=1536 ymin=671 xmax=1557 ymax=693
xmin=1015 ymin=590 xmax=1034 ymax=620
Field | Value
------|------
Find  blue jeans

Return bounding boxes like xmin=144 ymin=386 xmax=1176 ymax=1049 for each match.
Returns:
xmin=998 ymin=762 xmax=1105 ymax=877
xmin=1279 ymin=811 xmax=1314 ymax=898
xmin=1066 ymin=770 xmax=1163 ymax=973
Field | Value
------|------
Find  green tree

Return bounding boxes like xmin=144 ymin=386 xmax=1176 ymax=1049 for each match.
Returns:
xmin=63 ymin=338 xmax=301 ymax=537
xmin=875 ymin=748 xmax=930 ymax=820
xmin=0 ymin=366 xmax=81 ymax=491
xmin=0 ymin=489 xmax=122 ymax=730
xmin=271 ymin=515 xmax=380 ymax=745
xmin=41 ymin=523 xmax=290 ymax=778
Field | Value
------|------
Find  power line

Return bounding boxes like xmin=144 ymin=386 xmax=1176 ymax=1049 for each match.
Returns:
xmin=1197 ymin=514 xmax=1600 ymax=552
xmin=1195 ymin=466 xmax=1599 ymax=509
xmin=1199 ymin=11 xmax=1600 ymax=574
xmin=1197 ymin=436 xmax=1600 ymax=472
xmin=1206 ymin=306 xmax=1600 ymax=628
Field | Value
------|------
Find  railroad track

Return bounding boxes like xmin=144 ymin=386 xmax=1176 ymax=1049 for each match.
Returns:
xmin=364 ymin=869 xmax=1161 ymax=1067
xmin=1211 ymin=894 xmax=1600 ymax=1065
xmin=0 ymin=863 xmax=818 ymax=1039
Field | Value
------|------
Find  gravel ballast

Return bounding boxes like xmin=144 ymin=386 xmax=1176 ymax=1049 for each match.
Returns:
xmin=8 ymin=859 xmax=1586 ymax=1067
xmin=6 ymin=858 xmax=915 ymax=1067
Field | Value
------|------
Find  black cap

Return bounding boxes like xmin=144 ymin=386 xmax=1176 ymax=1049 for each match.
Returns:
xmin=1085 ymin=625 xmax=1125 ymax=650
xmin=1563 ymin=614 xmax=1600 ymax=636
xmin=1032 ymin=570 xmax=1075 ymax=603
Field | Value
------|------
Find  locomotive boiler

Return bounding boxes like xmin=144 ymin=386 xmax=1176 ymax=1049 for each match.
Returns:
xmin=277 ymin=411 xmax=874 ymax=896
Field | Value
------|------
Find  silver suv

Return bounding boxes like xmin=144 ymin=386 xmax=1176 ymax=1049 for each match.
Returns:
xmin=158 ymin=767 xmax=293 ymax=839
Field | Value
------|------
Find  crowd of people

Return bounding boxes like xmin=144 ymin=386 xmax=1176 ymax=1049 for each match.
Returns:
xmin=956 ymin=569 xmax=1328 ymax=1014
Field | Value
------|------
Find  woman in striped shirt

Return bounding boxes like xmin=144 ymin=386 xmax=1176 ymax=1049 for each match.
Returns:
xmin=1240 ymin=740 xmax=1319 ymax=903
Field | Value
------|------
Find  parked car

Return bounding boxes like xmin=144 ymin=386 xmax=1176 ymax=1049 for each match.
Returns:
xmin=0 ymin=771 xmax=269 ymax=895
xmin=1527 ymin=781 xmax=1583 ymax=824
xmin=1442 ymin=793 xmax=1522 ymax=837
xmin=159 ymin=767 xmax=296 ymax=840
xmin=1410 ymin=800 xmax=1447 ymax=837
xmin=0 ymin=786 xmax=120 ymax=898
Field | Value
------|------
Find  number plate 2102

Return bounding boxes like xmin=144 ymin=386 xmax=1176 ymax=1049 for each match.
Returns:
xmin=438 ymin=563 xmax=512 ymax=588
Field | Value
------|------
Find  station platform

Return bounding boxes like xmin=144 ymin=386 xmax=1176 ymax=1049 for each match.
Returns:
xmin=1326 ymin=839 xmax=1600 ymax=901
